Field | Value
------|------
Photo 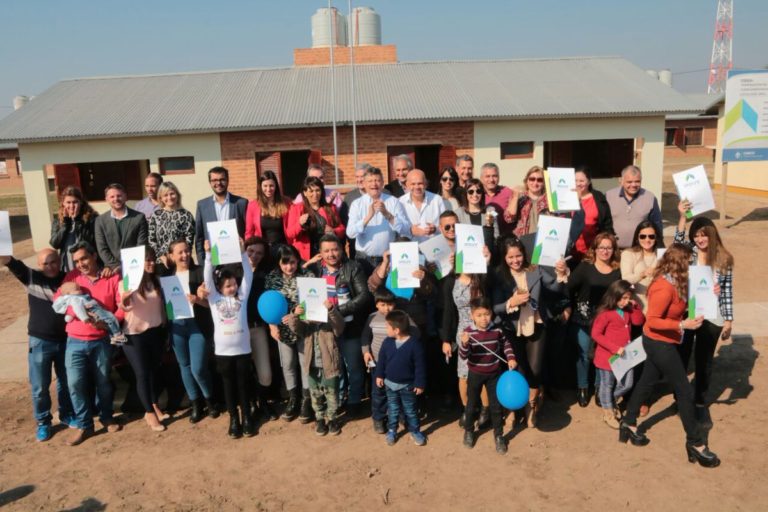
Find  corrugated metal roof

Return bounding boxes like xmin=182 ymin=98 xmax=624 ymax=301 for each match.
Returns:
xmin=0 ymin=57 xmax=701 ymax=143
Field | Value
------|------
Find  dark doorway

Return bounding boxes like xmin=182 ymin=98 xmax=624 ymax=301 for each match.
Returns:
xmin=387 ymin=144 xmax=442 ymax=188
xmin=543 ymin=139 xmax=634 ymax=179
xmin=54 ymin=159 xmax=148 ymax=202
xmin=256 ymin=150 xmax=312 ymax=199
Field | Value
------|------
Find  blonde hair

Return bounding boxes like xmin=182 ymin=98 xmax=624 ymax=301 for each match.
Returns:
xmin=158 ymin=181 xmax=183 ymax=209
xmin=524 ymin=165 xmax=545 ymax=193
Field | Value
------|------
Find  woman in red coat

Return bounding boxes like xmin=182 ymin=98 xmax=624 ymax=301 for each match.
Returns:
xmin=245 ymin=171 xmax=291 ymax=253
xmin=286 ymin=176 xmax=345 ymax=261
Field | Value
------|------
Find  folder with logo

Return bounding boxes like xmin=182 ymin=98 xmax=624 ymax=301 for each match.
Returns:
xmin=673 ymin=165 xmax=716 ymax=218
xmin=531 ymin=215 xmax=572 ymax=267
xmin=120 ymin=245 xmax=146 ymax=292
xmin=297 ymin=277 xmax=329 ymax=323
xmin=455 ymin=224 xmax=486 ymax=274
xmin=206 ymin=219 xmax=241 ymax=265
xmin=544 ymin=168 xmax=580 ymax=212
xmin=688 ymin=265 xmax=719 ymax=320
xmin=159 ymin=274 xmax=194 ymax=320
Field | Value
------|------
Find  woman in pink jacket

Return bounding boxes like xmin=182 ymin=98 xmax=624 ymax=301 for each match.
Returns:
xmin=591 ymin=280 xmax=644 ymax=429
xmin=244 ymin=171 xmax=291 ymax=254
xmin=286 ymin=176 xmax=345 ymax=261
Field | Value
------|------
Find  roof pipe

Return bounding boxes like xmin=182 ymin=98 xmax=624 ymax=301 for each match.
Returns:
xmin=328 ymin=1 xmax=340 ymax=186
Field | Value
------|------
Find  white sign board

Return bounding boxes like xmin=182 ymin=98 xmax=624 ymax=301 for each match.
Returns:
xmin=723 ymin=70 xmax=768 ymax=162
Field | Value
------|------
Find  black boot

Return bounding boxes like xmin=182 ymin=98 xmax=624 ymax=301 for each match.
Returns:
xmin=458 ymin=408 xmax=467 ymax=429
xmin=189 ymin=398 xmax=205 ymax=424
xmin=618 ymin=422 xmax=650 ymax=446
xmin=206 ymin=398 xmax=220 ymax=419
xmin=686 ymin=443 xmax=720 ymax=468
xmin=577 ymin=388 xmax=589 ymax=408
xmin=256 ymin=385 xmax=278 ymax=422
xmin=298 ymin=389 xmax=314 ymax=424
xmin=281 ymin=388 xmax=300 ymax=422
xmin=477 ymin=407 xmax=490 ymax=429
xmin=228 ymin=412 xmax=242 ymax=439
xmin=242 ymin=409 xmax=257 ymax=437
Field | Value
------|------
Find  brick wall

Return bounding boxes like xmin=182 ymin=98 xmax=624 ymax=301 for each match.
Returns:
xmin=220 ymin=122 xmax=474 ymax=199
xmin=294 ymin=45 xmax=397 ymax=66
xmin=0 ymin=148 xmax=23 ymax=191
xmin=664 ymin=118 xmax=717 ymax=163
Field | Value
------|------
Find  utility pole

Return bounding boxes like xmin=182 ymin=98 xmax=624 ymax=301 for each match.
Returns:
xmin=707 ymin=0 xmax=734 ymax=94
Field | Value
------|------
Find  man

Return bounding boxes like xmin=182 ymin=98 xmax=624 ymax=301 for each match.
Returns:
xmin=134 ymin=172 xmax=163 ymax=219
xmin=306 ymin=234 xmax=372 ymax=416
xmin=1 ymin=249 xmax=72 ymax=442
xmin=456 ymin=154 xmax=474 ymax=189
xmin=399 ymin=169 xmax=445 ymax=243
xmin=194 ymin=166 xmax=248 ymax=265
xmin=384 ymin=154 xmax=411 ymax=198
xmin=605 ymin=165 xmax=663 ymax=249
xmin=55 ymin=242 xmax=124 ymax=445
xmin=293 ymin=163 xmax=343 ymax=210
xmin=340 ymin=163 xmax=372 ymax=260
xmin=346 ymin=167 xmax=408 ymax=275
xmin=94 ymin=183 xmax=148 ymax=277
xmin=480 ymin=162 xmax=515 ymax=235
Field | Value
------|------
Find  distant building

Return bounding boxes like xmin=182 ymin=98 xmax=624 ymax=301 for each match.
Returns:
xmin=664 ymin=94 xmax=722 ymax=165
xmin=0 ymin=143 xmax=23 ymax=191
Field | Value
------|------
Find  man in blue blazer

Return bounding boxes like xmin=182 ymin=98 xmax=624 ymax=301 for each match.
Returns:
xmin=194 ymin=166 xmax=248 ymax=264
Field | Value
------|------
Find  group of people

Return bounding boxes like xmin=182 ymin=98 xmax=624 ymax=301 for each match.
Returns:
xmin=5 ymin=155 xmax=731 ymax=466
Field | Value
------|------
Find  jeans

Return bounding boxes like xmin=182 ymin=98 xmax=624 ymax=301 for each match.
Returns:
xmin=385 ymin=385 xmax=420 ymax=433
xmin=624 ymin=336 xmax=702 ymax=445
xmin=678 ymin=320 xmax=722 ymax=405
xmin=28 ymin=336 xmax=73 ymax=425
xmin=370 ymin=372 xmax=387 ymax=421
xmin=65 ymin=336 xmax=114 ymax=430
xmin=339 ymin=336 xmax=364 ymax=405
xmin=123 ymin=326 xmax=163 ymax=413
xmin=465 ymin=370 xmax=503 ymax=437
xmin=597 ymin=368 xmax=634 ymax=410
xmin=308 ymin=369 xmax=340 ymax=422
xmin=171 ymin=318 xmax=213 ymax=401
xmin=574 ymin=325 xmax=601 ymax=390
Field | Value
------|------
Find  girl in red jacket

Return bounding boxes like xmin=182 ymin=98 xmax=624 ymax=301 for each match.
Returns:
xmin=591 ymin=280 xmax=644 ymax=429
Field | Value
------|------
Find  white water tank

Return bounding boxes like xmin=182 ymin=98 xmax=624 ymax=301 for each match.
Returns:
xmin=659 ymin=69 xmax=673 ymax=87
xmin=311 ymin=7 xmax=347 ymax=47
xmin=350 ymin=6 xmax=381 ymax=46
xmin=13 ymin=95 xmax=29 ymax=110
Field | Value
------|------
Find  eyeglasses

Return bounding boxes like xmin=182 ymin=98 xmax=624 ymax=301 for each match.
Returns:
xmin=441 ymin=177 xmax=454 ymax=183
xmin=596 ymin=246 xmax=613 ymax=252
xmin=210 ymin=179 xmax=227 ymax=184
xmin=638 ymin=234 xmax=656 ymax=240
xmin=442 ymin=224 xmax=455 ymax=231
xmin=466 ymin=189 xmax=482 ymax=196
xmin=527 ymin=177 xmax=544 ymax=183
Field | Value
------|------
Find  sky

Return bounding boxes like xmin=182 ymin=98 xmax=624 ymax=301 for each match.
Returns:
xmin=1 ymin=0 xmax=767 ymax=117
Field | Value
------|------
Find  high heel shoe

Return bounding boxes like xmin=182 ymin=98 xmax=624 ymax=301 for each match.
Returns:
xmin=686 ymin=443 xmax=720 ymax=468
xmin=618 ymin=422 xmax=649 ymax=446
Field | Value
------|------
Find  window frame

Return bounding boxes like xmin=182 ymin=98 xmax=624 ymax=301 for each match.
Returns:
xmin=159 ymin=156 xmax=196 ymax=175
xmin=500 ymin=141 xmax=534 ymax=160
xmin=664 ymin=128 xmax=678 ymax=147
xmin=683 ymin=126 xmax=704 ymax=147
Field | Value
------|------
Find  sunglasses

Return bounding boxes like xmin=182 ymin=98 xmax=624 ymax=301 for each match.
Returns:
xmin=442 ymin=224 xmax=455 ymax=231
xmin=638 ymin=234 xmax=656 ymax=240
xmin=466 ymin=189 xmax=482 ymax=196
xmin=527 ymin=177 xmax=544 ymax=183
xmin=441 ymin=176 xmax=454 ymax=182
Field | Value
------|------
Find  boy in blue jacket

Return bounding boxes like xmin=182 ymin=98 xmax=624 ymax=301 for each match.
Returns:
xmin=375 ymin=310 xmax=427 ymax=446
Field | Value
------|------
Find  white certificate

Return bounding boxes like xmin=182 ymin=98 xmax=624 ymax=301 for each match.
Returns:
xmin=297 ymin=277 xmax=328 ymax=323
xmin=454 ymin=223 xmax=486 ymax=274
xmin=419 ymin=234 xmax=453 ymax=280
xmin=673 ymin=165 xmax=716 ymax=218
xmin=160 ymin=275 xmax=194 ymax=320
xmin=531 ymin=215 xmax=572 ymax=267
xmin=609 ymin=337 xmax=647 ymax=382
xmin=689 ymin=265 xmax=719 ymax=320
xmin=390 ymin=242 xmax=420 ymax=288
xmin=545 ymin=168 xmax=580 ymax=212
xmin=207 ymin=219 xmax=241 ymax=265
xmin=120 ymin=245 xmax=145 ymax=292
xmin=0 ymin=211 xmax=12 ymax=256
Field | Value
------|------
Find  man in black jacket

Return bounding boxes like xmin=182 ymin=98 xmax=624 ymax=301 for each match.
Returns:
xmin=385 ymin=154 xmax=411 ymax=198
xmin=305 ymin=234 xmax=372 ymax=417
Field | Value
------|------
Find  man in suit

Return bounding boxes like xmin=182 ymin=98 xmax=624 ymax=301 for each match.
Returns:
xmin=94 ymin=183 xmax=148 ymax=278
xmin=194 ymin=166 xmax=248 ymax=264
xmin=384 ymin=154 xmax=411 ymax=198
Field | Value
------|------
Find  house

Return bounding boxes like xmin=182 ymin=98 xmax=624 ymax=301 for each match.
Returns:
xmin=664 ymin=93 xmax=722 ymax=165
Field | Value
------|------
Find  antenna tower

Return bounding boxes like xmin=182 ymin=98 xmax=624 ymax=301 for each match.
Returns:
xmin=707 ymin=0 xmax=733 ymax=94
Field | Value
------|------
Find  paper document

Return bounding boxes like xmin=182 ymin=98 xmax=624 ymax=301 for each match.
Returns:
xmin=160 ymin=274 xmax=194 ymax=320
xmin=207 ymin=219 xmax=241 ymax=265
xmin=454 ymin=224 xmax=486 ymax=274
xmin=530 ymin=215 xmax=572 ymax=267
xmin=297 ymin=277 xmax=329 ymax=323
xmin=121 ymin=246 xmax=146 ymax=292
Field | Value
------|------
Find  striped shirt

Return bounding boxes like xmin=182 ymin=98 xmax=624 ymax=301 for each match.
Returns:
xmin=458 ymin=326 xmax=515 ymax=374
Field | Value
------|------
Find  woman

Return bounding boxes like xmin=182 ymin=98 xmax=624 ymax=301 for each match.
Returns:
xmin=50 ymin=186 xmax=97 ymax=272
xmin=265 ymin=244 xmax=313 ymax=422
xmin=572 ymin=166 xmax=614 ymax=261
xmin=244 ymin=236 xmax=278 ymax=421
xmin=119 ymin=247 xmax=168 ymax=431
xmin=621 ymin=220 xmax=663 ymax=310
xmin=148 ymin=182 xmax=195 ymax=263
xmin=492 ymin=237 xmax=568 ymax=427
xmin=286 ymin=177 xmax=346 ymax=261
xmin=567 ymin=232 xmax=622 ymax=407
xmin=244 ymin=171 xmax=291 ymax=252
xmin=675 ymin=201 xmax=734 ymax=421
xmin=455 ymin=178 xmax=499 ymax=255
xmin=620 ymin=244 xmax=720 ymax=468
xmin=160 ymin=239 xmax=218 ymax=423
xmin=507 ymin=166 xmax=550 ymax=238
xmin=437 ymin=166 xmax=465 ymax=212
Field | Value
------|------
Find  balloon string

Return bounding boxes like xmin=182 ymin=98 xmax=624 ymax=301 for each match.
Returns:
xmin=467 ymin=334 xmax=508 ymax=365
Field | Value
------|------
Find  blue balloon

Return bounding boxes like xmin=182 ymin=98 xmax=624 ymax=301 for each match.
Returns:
xmin=385 ymin=270 xmax=414 ymax=300
xmin=496 ymin=370 xmax=530 ymax=410
xmin=257 ymin=290 xmax=288 ymax=325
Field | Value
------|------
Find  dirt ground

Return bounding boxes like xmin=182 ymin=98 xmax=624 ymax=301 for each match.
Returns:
xmin=0 ymin=166 xmax=767 ymax=511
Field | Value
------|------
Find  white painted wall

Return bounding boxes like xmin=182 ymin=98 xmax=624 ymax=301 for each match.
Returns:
xmin=473 ymin=116 xmax=666 ymax=197
xmin=18 ymin=133 xmax=222 ymax=250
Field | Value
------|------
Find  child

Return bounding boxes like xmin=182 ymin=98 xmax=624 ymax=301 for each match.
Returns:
xmin=53 ymin=282 xmax=127 ymax=344
xmin=590 ymin=280 xmax=645 ymax=429
xmin=459 ymin=297 xmax=516 ymax=455
xmin=375 ymin=310 xmax=427 ymax=446
xmin=361 ymin=288 xmax=420 ymax=434
xmin=203 ymin=239 xmax=255 ymax=439
xmin=286 ymin=299 xmax=345 ymax=436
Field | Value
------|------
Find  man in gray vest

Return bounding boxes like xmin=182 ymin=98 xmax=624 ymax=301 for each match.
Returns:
xmin=605 ymin=165 xmax=663 ymax=249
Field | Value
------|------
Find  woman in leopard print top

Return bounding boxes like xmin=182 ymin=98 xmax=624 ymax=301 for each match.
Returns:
xmin=148 ymin=182 xmax=195 ymax=262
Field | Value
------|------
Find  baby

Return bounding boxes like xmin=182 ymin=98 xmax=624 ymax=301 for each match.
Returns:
xmin=52 ymin=282 xmax=127 ymax=345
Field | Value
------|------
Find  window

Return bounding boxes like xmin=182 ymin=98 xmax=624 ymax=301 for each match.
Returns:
xmin=665 ymin=128 xmax=677 ymax=146
xmin=500 ymin=141 xmax=534 ymax=159
xmin=684 ymin=127 xmax=703 ymax=147
xmin=0 ymin=159 xmax=6 ymax=178
xmin=159 ymin=156 xmax=195 ymax=175
xmin=53 ymin=159 xmax=148 ymax=202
